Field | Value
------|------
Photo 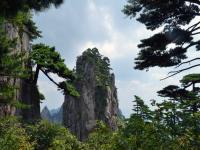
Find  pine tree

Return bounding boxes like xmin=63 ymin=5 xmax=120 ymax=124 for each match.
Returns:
xmin=0 ymin=0 xmax=64 ymax=18
xmin=123 ymin=0 xmax=200 ymax=79
xmin=31 ymin=43 xmax=79 ymax=97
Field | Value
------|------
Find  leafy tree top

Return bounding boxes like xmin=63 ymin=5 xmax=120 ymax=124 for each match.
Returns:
xmin=31 ymin=43 xmax=79 ymax=97
xmin=77 ymin=48 xmax=112 ymax=87
xmin=31 ymin=44 xmax=74 ymax=80
xmin=123 ymin=0 xmax=199 ymax=30
xmin=6 ymin=11 xmax=41 ymax=40
xmin=157 ymin=85 xmax=190 ymax=99
xmin=132 ymin=95 xmax=152 ymax=120
xmin=180 ymin=74 xmax=200 ymax=87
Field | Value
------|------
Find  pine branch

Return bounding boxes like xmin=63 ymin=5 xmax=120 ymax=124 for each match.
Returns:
xmin=192 ymin=31 xmax=200 ymax=35
xmin=187 ymin=21 xmax=200 ymax=31
xmin=175 ymin=58 xmax=200 ymax=68
xmin=40 ymin=69 xmax=60 ymax=87
xmin=161 ymin=64 xmax=200 ymax=80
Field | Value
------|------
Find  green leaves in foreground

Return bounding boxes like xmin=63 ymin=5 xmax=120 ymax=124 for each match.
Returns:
xmin=0 ymin=117 xmax=86 ymax=150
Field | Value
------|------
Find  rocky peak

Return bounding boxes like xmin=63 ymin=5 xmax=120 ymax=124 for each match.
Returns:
xmin=63 ymin=48 xmax=120 ymax=140
xmin=41 ymin=106 xmax=52 ymax=121
xmin=41 ymin=106 xmax=63 ymax=124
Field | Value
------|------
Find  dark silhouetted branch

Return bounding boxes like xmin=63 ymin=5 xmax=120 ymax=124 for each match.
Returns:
xmin=175 ymin=58 xmax=200 ymax=68
xmin=40 ymin=69 xmax=60 ymax=87
xmin=161 ymin=64 xmax=200 ymax=80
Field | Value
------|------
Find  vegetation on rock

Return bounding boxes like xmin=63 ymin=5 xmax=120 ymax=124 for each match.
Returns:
xmin=31 ymin=43 xmax=79 ymax=97
xmin=77 ymin=48 xmax=112 ymax=87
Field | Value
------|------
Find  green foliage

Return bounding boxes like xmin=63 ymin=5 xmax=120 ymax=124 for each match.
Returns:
xmin=26 ymin=120 xmax=85 ymax=150
xmin=119 ymin=2 xmax=200 ymax=148
xmin=31 ymin=43 xmax=79 ymax=97
xmin=0 ymin=117 xmax=88 ymax=150
xmin=0 ymin=83 xmax=16 ymax=103
xmin=86 ymin=121 xmax=118 ymax=150
xmin=0 ymin=0 xmax=64 ymax=18
xmin=8 ymin=11 xmax=41 ymax=40
xmin=123 ymin=0 xmax=199 ymax=30
xmin=0 ymin=17 xmax=29 ymax=107
xmin=0 ymin=18 xmax=26 ymax=78
xmin=85 ymin=94 xmax=200 ymax=149
xmin=132 ymin=95 xmax=153 ymax=120
xmin=123 ymin=0 xmax=200 ymax=80
xmin=31 ymin=44 xmax=74 ymax=79
xmin=0 ymin=0 xmax=76 ymax=119
xmin=58 ymin=81 xmax=80 ymax=97
xmin=180 ymin=74 xmax=200 ymax=87
xmin=78 ymin=48 xmax=112 ymax=87
xmin=0 ymin=117 xmax=35 ymax=150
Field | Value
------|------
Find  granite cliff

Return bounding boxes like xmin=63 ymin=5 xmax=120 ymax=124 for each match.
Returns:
xmin=63 ymin=48 xmax=119 ymax=140
xmin=0 ymin=22 xmax=40 ymax=121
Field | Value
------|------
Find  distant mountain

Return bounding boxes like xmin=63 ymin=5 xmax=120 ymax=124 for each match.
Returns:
xmin=41 ymin=106 xmax=52 ymax=121
xmin=41 ymin=105 xmax=63 ymax=124
xmin=50 ymin=107 xmax=60 ymax=115
xmin=117 ymin=109 xmax=125 ymax=120
xmin=51 ymin=105 xmax=63 ymax=124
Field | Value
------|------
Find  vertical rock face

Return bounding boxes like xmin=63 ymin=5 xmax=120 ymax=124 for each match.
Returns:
xmin=0 ymin=23 xmax=40 ymax=120
xmin=63 ymin=48 xmax=119 ymax=140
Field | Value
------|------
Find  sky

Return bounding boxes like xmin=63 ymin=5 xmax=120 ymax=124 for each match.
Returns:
xmin=33 ymin=0 xmax=195 ymax=117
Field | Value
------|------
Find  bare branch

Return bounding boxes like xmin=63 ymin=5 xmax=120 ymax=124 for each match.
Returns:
xmin=175 ymin=58 xmax=200 ymax=68
xmin=190 ymin=26 xmax=200 ymax=33
xmin=187 ymin=21 xmax=200 ymax=31
xmin=161 ymin=64 xmax=200 ymax=80
xmin=192 ymin=31 xmax=200 ymax=35
xmin=183 ymin=82 xmax=193 ymax=89
xmin=184 ymin=41 xmax=199 ymax=49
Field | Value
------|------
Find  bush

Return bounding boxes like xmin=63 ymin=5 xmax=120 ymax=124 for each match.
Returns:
xmin=25 ymin=120 xmax=86 ymax=150
xmin=0 ymin=117 xmax=87 ymax=150
xmin=0 ymin=117 xmax=35 ymax=150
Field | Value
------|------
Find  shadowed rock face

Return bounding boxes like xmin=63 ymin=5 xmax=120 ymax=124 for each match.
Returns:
xmin=0 ymin=23 xmax=40 ymax=121
xmin=63 ymin=50 xmax=119 ymax=140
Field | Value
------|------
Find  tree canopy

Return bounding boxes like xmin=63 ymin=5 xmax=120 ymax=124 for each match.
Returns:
xmin=121 ymin=1 xmax=200 ymax=148
xmin=77 ymin=48 xmax=112 ymax=87
xmin=31 ymin=43 xmax=79 ymax=97
xmin=0 ymin=0 xmax=64 ymax=18
xmin=123 ymin=0 xmax=200 ymax=79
